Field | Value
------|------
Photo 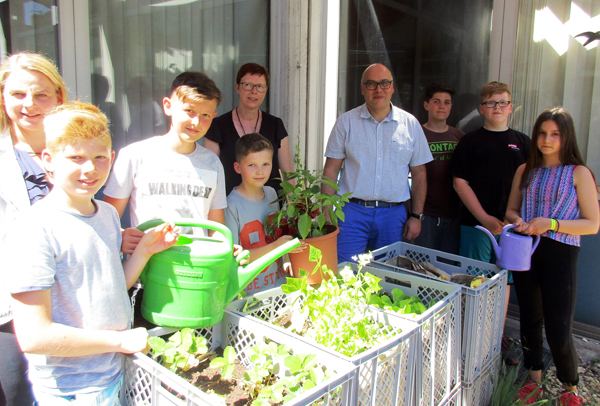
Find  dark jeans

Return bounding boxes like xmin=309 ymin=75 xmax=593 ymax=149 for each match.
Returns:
xmin=512 ymin=237 xmax=580 ymax=386
xmin=0 ymin=321 xmax=34 ymax=406
xmin=410 ymin=214 xmax=460 ymax=254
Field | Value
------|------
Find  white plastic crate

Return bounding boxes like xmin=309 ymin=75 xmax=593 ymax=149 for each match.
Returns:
xmin=439 ymin=384 xmax=462 ymax=406
xmin=227 ymin=287 xmax=421 ymax=406
xmin=461 ymin=353 xmax=501 ymax=406
xmin=120 ymin=310 xmax=357 ymax=406
xmin=341 ymin=262 xmax=462 ymax=406
xmin=370 ymin=242 xmax=507 ymax=383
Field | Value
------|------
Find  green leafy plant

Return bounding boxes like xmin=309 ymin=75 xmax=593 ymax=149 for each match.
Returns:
xmin=265 ymin=145 xmax=351 ymax=241
xmin=490 ymin=362 xmax=548 ymax=406
xmin=147 ymin=328 xmax=209 ymax=373
xmin=368 ymin=288 xmax=429 ymax=315
xmin=209 ymin=346 xmax=237 ymax=380
xmin=277 ymin=253 xmax=432 ymax=357
xmin=209 ymin=340 xmax=332 ymax=405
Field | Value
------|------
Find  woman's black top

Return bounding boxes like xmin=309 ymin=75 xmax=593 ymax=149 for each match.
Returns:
xmin=205 ymin=110 xmax=289 ymax=196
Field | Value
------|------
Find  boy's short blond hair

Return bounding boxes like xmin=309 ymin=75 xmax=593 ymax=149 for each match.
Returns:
xmin=480 ymin=81 xmax=511 ymax=102
xmin=0 ymin=52 xmax=68 ymax=131
xmin=45 ymin=102 xmax=111 ymax=154
xmin=170 ymin=72 xmax=222 ymax=106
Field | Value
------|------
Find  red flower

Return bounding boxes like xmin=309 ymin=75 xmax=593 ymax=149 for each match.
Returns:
xmin=288 ymin=226 xmax=297 ymax=237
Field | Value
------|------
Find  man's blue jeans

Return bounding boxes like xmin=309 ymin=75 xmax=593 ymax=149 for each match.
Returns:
xmin=337 ymin=201 xmax=408 ymax=264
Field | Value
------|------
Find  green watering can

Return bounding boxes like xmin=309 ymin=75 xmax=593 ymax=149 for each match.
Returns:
xmin=137 ymin=219 xmax=300 ymax=328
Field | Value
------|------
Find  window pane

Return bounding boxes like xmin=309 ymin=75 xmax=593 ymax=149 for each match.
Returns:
xmin=88 ymin=0 xmax=269 ymax=153
xmin=0 ymin=0 xmax=59 ymax=64
xmin=512 ymin=0 xmax=600 ymax=181
xmin=339 ymin=0 xmax=493 ymax=129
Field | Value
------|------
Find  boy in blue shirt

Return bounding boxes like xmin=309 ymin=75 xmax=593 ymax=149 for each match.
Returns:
xmin=6 ymin=102 xmax=179 ymax=404
xmin=224 ymin=133 xmax=304 ymax=294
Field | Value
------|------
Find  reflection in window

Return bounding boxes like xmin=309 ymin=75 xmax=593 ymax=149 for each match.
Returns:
xmin=338 ymin=0 xmax=493 ymax=129
xmin=0 ymin=0 xmax=58 ymax=64
xmin=512 ymin=1 xmax=600 ymax=180
xmin=89 ymin=0 xmax=269 ymax=153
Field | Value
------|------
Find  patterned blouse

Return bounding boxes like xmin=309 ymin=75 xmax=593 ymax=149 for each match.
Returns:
xmin=14 ymin=148 xmax=50 ymax=204
xmin=521 ymin=165 xmax=580 ymax=246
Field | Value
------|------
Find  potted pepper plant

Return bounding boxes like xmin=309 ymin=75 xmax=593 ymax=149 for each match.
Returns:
xmin=265 ymin=146 xmax=352 ymax=283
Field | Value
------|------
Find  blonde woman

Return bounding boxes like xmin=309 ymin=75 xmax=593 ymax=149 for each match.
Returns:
xmin=0 ymin=52 xmax=66 ymax=406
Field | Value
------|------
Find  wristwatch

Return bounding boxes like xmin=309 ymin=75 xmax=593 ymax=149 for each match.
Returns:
xmin=411 ymin=213 xmax=424 ymax=221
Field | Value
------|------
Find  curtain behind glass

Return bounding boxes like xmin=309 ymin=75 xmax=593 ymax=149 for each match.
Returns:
xmin=512 ymin=0 xmax=600 ymax=180
xmin=89 ymin=0 xmax=269 ymax=153
xmin=0 ymin=0 xmax=58 ymax=64
xmin=339 ymin=0 xmax=493 ymax=128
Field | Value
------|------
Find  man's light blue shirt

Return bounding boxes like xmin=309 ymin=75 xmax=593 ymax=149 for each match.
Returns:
xmin=325 ymin=103 xmax=433 ymax=202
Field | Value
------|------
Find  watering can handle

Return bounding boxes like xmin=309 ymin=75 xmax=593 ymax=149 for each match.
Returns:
xmin=136 ymin=218 xmax=234 ymax=246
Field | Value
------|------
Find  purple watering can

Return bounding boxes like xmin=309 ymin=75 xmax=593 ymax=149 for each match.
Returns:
xmin=475 ymin=224 xmax=540 ymax=271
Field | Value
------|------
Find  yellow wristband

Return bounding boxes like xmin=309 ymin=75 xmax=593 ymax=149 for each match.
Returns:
xmin=550 ymin=218 xmax=557 ymax=231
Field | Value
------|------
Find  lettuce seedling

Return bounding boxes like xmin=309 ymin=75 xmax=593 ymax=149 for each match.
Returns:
xmin=147 ymin=328 xmax=209 ymax=373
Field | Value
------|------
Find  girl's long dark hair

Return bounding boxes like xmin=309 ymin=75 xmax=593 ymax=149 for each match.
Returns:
xmin=520 ymin=107 xmax=587 ymax=190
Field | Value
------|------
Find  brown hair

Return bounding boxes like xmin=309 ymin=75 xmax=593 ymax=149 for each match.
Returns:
xmin=0 ymin=52 xmax=67 ymax=131
xmin=44 ymin=102 xmax=111 ymax=154
xmin=520 ymin=107 xmax=591 ymax=190
xmin=424 ymin=82 xmax=456 ymax=102
xmin=235 ymin=132 xmax=274 ymax=163
xmin=480 ymin=81 xmax=511 ymax=103
xmin=170 ymin=71 xmax=222 ymax=106
xmin=236 ymin=63 xmax=270 ymax=86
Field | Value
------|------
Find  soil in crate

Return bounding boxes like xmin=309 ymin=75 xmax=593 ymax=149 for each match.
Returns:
xmin=172 ymin=348 xmax=281 ymax=406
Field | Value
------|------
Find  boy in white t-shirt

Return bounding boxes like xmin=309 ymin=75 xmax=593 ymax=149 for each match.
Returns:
xmin=104 ymin=72 xmax=227 ymax=252
xmin=6 ymin=102 xmax=179 ymax=404
xmin=224 ymin=133 xmax=305 ymax=294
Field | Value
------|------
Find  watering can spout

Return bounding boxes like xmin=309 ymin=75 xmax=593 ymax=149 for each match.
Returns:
xmin=225 ymin=238 xmax=301 ymax=303
xmin=475 ymin=225 xmax=502 ymax=260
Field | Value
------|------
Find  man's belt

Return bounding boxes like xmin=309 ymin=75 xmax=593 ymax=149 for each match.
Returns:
xmin=349 ymin=198 xmax=405 ymax=208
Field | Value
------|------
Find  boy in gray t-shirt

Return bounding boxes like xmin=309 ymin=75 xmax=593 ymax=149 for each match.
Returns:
xmin=224 ymin=133 xmax=305 ymax=295
xmin=5 ymin=102 xmax=178 ymax=404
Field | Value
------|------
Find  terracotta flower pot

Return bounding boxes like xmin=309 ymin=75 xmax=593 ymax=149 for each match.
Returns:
xmin=288 ymin=225 xmax=339 ymax=284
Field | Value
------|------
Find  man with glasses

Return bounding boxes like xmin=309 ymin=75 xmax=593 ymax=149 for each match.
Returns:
xmin=449 ymin=81 xmax=530 ymax=262
xmin=323 ymin=63 xmax=432 ymax=263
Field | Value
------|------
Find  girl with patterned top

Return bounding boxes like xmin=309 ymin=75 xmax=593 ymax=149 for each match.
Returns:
xmin=505 ymin=107 xmax=599 ymax=405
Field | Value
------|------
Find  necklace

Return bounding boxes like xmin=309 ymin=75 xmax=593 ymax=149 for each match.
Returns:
xmin=235 ymin=107 xmax=260 ymax=135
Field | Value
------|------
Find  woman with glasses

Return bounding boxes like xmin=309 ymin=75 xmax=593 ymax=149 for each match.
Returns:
xmin=204 ymin=63 xmax=292 ymax=195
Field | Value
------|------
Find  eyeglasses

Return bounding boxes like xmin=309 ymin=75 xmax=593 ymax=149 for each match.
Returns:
xmin=481 ymin=100 xmax=511 ymax=108
xmin=239 ymin=82 xmax=268 ymax=93
xmin=362 ymin=80 xmax=393 ymax=90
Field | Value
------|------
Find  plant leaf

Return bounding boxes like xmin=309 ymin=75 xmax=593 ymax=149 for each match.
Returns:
xmin=285 ymin=355 xmax=302 ymax=373
xmin=308 ymin=245 xmax=322 ymax=262
xmin=298 ymin=213 xmax=311 ymax=239
xmin=209 ymin=357 xmax=227 ymax=368
xmin=222 ymin=364 xmax=235 ymax=380
xmin=223 ymin=346 xmax=237 ymax=363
